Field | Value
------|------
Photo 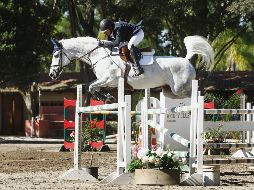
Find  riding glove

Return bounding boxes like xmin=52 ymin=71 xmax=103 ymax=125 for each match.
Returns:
xmin=98 ymin=40 xmax=104 ymax=47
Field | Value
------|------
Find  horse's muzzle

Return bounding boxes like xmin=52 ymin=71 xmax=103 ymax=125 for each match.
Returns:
xmin=49 ymin=72 xmax=56 ymax=80
xmin=49 ymin=69 xmax=59 ymax=80
xmin=49 ymin=66 xmax=63 ymax=80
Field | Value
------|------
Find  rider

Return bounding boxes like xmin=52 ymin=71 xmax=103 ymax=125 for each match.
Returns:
xmin=98 ymin=19 xmax=144 ymax=77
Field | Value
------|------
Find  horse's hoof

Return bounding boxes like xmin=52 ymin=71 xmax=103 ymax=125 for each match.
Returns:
xmin=88 ymin=87 xmax=94 ymax=93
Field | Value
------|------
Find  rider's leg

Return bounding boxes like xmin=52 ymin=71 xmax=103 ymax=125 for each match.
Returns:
xmin=128 ymin=30 xmax=144 ymax=77
xmin=128 ymin=29 xmax=144 ymax=47
xmin=119 ymin=46 xmax=131 ymax=77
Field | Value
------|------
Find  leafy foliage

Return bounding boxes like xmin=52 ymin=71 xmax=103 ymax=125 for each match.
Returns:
xmin=204 ymin=91 xmax=242 ymax=140
xmin=205 ymin=91 xmax=241 ymax=121
xmin=128 ymin=159 xmax=143 ymax=173
xmin=203 ymin=125 xmax=228 ymax=143
xmin=212 ymin=29 xmax=254 ymax=71
xmin=0 ymin=0 xmax=61 ymax=89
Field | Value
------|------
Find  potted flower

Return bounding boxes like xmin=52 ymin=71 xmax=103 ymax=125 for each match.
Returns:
xmin=128 ymin=146 xmax=181 ymax=185
xmin=82 ymin=120 xmax=101 ymax=152
xmin=80 ymin=119 xmax=102 ymax=179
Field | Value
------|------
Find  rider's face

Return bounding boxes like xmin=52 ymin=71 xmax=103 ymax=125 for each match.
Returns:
xmin=103 ymin=29 xmax=112 ymax=37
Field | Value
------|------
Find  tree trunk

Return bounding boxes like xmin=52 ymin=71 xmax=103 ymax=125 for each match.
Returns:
xmin=18 ymin=85 xmax=38 ymax=120
xmin=19 ymin=90 xmax=32 ymax=120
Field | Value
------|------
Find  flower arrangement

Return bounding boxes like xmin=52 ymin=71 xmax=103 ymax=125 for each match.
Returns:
xmin=82 ymin=119 xmax=102 ymax=151
xmin=128 ymin=146 xmax=180 ymax=173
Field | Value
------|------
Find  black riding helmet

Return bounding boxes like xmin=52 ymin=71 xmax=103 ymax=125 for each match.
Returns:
xmin=100 ymin=19 xmax=115 ymax=31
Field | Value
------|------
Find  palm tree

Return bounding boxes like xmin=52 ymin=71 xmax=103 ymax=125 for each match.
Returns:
xmin=212 ymin=29 xmax=254 ymax=71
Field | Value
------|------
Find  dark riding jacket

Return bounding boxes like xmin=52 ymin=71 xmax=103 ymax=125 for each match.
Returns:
xmin=103 ymin=21 xmax=142 ymax=48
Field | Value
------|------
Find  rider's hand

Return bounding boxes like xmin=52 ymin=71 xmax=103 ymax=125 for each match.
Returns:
xmin=98 ymin=40 xmax=104 ymax=47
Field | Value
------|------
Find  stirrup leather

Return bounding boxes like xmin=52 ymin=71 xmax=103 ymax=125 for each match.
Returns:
xmin=130 ymin=45 xmax=144 ymax=77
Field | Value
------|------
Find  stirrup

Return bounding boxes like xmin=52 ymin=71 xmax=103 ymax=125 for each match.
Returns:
xmin=124 ymin=64 xmax=131 ymax=78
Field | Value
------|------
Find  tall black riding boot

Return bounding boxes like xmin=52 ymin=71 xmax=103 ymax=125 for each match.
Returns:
xmin=129 ymin=45 xmax=144 ymax=77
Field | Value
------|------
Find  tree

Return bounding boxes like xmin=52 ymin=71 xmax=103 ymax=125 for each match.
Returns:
xmin=0 ymin=0 xmax=61 ymax=118
xmin=211 ymin=0 xmax=254 ymax=71
xmin=228 ymin=0 xmax=254 ymax=28
xmin=212 ymin=29 xmax=254 ymax=71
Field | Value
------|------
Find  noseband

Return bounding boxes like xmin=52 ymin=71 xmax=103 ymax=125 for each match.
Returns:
xmin=51 ymin=43 xmax=100 ymax=72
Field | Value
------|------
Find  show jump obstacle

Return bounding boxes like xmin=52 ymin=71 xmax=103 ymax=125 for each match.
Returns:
xmin=58 ymin=74 xmax=133 ymax=183
xmin=169 ymin=80 xmax=254 ymax=185
xmin=139 ymin=80 xmax=254 ymax=185
xmin=59 ymin=76 xmax=254 ymax=185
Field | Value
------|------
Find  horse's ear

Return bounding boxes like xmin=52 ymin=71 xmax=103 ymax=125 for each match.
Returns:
xmin=50 ymin=38 xmax=59 ymax=47
xmin=50 ymin=38 xmax=63 ymax=52
xmin=50 ymin=38 xmax=56 ymax=45
xmin=55 ymin=40 xmax=63 ymax=49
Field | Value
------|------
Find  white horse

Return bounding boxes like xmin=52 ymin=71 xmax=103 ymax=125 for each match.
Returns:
xmin=49 ymin=36 xmax=214 ymax=98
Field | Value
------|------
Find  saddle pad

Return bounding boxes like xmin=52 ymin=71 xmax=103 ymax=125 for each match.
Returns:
xmin=140 ymin=55 xmax=154 ymax=65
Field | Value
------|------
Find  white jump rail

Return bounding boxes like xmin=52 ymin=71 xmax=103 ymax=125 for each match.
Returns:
xmin=78 ymin=103 xmax=118 ymax=113
xmin=204 ymin=109 xmax=254 ymax=114
xmin=59 ymin=77 xmax=133 ymax=185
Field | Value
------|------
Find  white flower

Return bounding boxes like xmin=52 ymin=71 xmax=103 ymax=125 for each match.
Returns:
xmin=172 ymin=154 xmax=179 ymax=162
xmin=162 ymin=151 xmax=168 ymax=156
xmin=148 ymin=155 xmax=156 ymax=164
xmin=137 ymin=151 xmax=143 ymax=159
xmin=137 ymin=148 xmax=149 ymax=159
xmin=142 ymin=155 xmax=149 ymax=164
xmin=143 ymin=148 xmax=149 ymax=155
xmin=182 ymin=157 xmax=187 ymax=164
xmin=167 ymin=152 xmax=172 ymax=157
xmin=155 ymin=157 xmax=161 ymax=166
xmin=156 ymin=147 xmax=164 ymax=157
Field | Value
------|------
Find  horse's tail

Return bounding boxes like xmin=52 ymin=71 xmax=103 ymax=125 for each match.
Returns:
xmin=184 ymin=36 xmax=214 ymax=71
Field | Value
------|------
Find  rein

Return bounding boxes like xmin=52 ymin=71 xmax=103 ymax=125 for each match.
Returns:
xmin=52 ymin=43 xmax=122 ymax=73
xmin=57 ymin=46 xmax=100 ymax=70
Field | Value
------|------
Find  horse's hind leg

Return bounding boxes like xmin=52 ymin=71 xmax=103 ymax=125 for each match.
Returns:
xmin=162 ymin=85 xmax=180 ymax=99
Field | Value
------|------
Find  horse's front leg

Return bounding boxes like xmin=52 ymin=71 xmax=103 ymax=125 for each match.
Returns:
xmin=89 ymin=67 xmax=120 ymax=93
xmin=88 ymin=76 xmax=111 ymax=93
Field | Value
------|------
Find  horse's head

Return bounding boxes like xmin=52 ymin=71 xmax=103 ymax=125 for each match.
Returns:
xmin=49 ymin=37 xmax=101 ymax=80
xmin=49 ymin=39 xmax=71 ymax=80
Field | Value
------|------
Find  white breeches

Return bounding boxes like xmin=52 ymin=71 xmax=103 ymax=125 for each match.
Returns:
xmin=128 ymin=29 xmax=144 ymax=49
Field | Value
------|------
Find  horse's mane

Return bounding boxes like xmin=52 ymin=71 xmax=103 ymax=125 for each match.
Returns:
xmin=60 ymin=36 xmax=98 ymax=51
xmin=60 ymin=36 xmax=97 ymax=43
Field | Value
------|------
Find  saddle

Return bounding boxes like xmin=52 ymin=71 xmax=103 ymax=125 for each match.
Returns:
xmin=119 ymin=45 xmax=153 ymax=63
xmin=119 ymin=45 xmax=154 ymax=91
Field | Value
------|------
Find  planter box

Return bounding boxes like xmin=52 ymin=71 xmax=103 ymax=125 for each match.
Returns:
xmin=135 ymin=169 xmax=180 ymax=185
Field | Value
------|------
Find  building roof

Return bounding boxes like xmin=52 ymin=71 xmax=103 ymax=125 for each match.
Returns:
xmin=198 ymin=71 xmax=254 ymax=91
xmin=38 ymin=72 xmax=86 ymax=91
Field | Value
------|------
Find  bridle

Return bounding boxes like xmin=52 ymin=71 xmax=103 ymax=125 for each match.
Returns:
xmin=50 ymin=41 xmax=122 ymax=79
xmin=51 ymin=44 xmax=100 ymax=72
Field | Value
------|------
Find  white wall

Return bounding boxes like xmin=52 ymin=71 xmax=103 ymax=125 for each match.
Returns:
xmin=160 ymin=93 xmax=191 ymax=151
